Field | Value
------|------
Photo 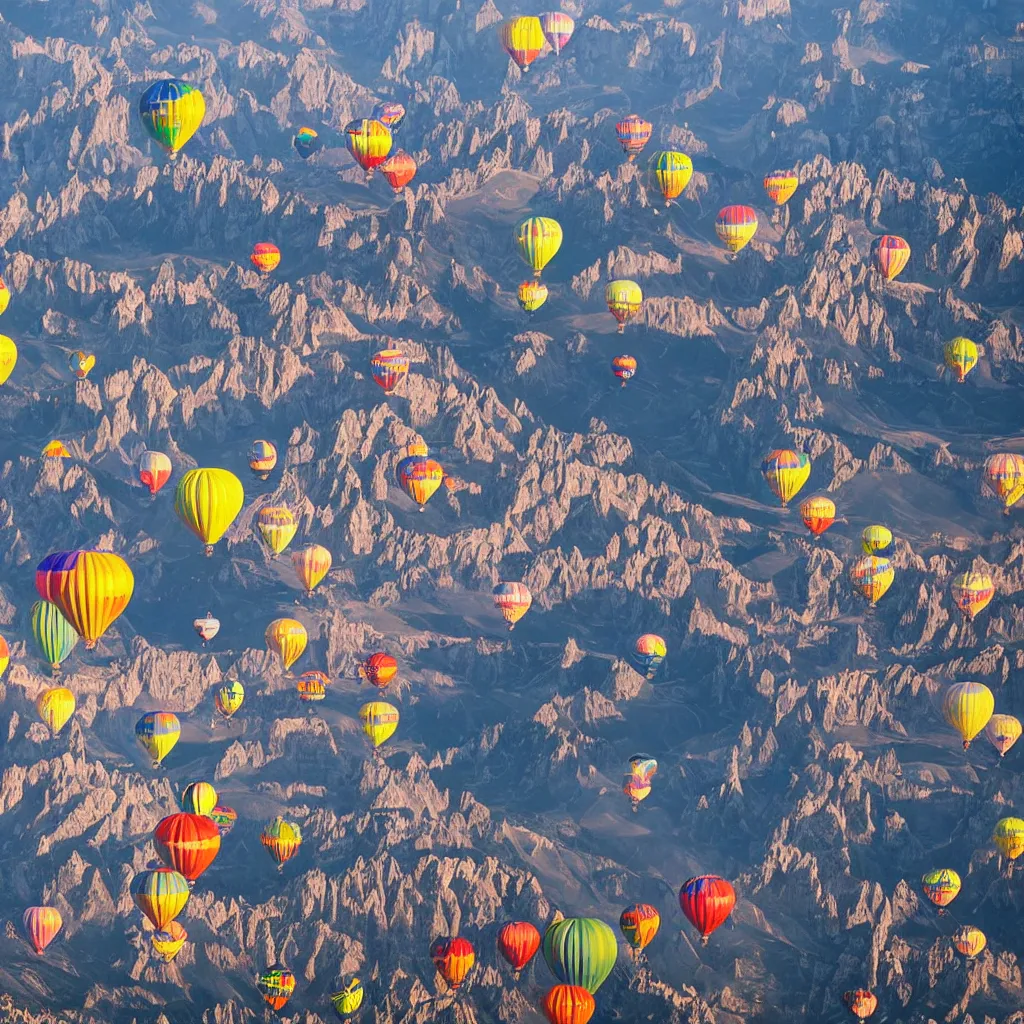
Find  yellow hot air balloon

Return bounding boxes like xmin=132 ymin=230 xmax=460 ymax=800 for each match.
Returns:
xmin=35 ymin=550 xmax=135 ymax=648
xmin=344 ymin=118 xmax=392 ymax=179
xmin=518 ymin=280 xmax=549 ymax=314
xmin=760 ymin=449 xmax=811 ymax=506
xmin=763 ymin=171 xmax=799 ymax=206
xmin=151 ymin=921 xmax=187 ymax=962
xmin=36 ymin=687 xmax=76 ymax=735
xmin=985 ymin=714 xmax=1022 ymax=757
xmin=715 ymin=205 xmax=759 ymax=253
xmin=42 ymin=440 xmax=70 ymax=459
xmin=138 ymin=80 xmax=206 ymax=158
xmin=605 ymin=280 xmax=643 ymax=334
xmin=181 ymin=781 xmax=217 ymax=817
xmin=649 ymin=151 xmax=693 ymax=206
xmin=499 ymin=16 xmax=546 ymax=72
xmin=135 ymin=711 xmax=181 ymax=767
xmin=174 ymin=468 xmax=245 ymax=556
xmin=850 ymin=555 xmax=895 ymax=606
xmin=214 ymin=680 xmax=244 ymax=719
xmin=992 ymin=817 xmax=1024 ymax=860
xmin=0 ymin=334 xmax=17 ymax=385
xmin=861 ymin=525 xmax=892 ymax=554
xmin=983 ymin=453 xmax=1024 ymax=513
xmin=257 ymin=506 xmax=298 ymax=555
xmin=292 ymin=544 xmax=332 ymax=596
xmin=944 ymin=337 xmax=979 ymax=383
xmin=952 ymin=926 xmax=986 ymax=958
xmin=266 ymin=618 xmax=307 ymax=672
xmin=942 ymin=681 xmax=994 ymax=749
xmin=359 ymin=700 xmax=399 ymax=749
xmin=514 ymin=217 xmax=563 ymax=279
xmin=950 ymin=571 xmax=995 ymax=620
xmin=0 ymin=278 xmax=9 ymax=316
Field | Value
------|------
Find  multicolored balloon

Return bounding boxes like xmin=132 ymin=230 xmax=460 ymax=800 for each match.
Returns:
xmin=944 ymin=337 xmax=978 ymax=382
xmin=360 ymin=653 xmax=398 ymax=688
xmin=373 ymin=101 xmax=406 ymax=132
xmin=68 ymin=350 xmax=95 ymax=379
xmin=499 ymin=16 xmax=546 ymax=71
xmin=514 ymin=217 xmax=563 ymax=278
xmin=874 ymin=235 xmax=910 ymax=281
xmin=716 ymin=205 xmax=758 ymax=253
xmin=258 ymin=965 xmax=296 ymax=1010
xmin=293 ymin=127 xmax=323 ymax=160
xmin=760 ymin=449 xmax=810 ymax=506
xmin=345 ymin=119 xmax=392 ymax=179
xmin=518 ymin=280 xmax=549 ymax=314
xmin=139 ymin=450 xmax=172 ymax=496
xmin=154 ymin=812 xmax=221 ymax=884
xmin=678 ymin=875 xmax=735 ymax=945
xmin=23 ymin=906 xmax=62 ymax=955
xmin=539 ymin=11 xmax=575 ymax=54
xmin=297 ymin=671 xmax=328 ymax=702
xmin=920 ymin=868 xmax=960 ymax=910
xmin=849 ymin=556 xmax=895 ymax=606
xmin=952 ymin=926 xmax=986 ymax=958
xmin=131 ymin=865 xmax=190 ymax=930
xmin=618 ymin=903 xmax=660 ymax=954
xmin=151 ymin=920 xmax=187 ymax=962
xmin=135 ymin=711 xmax=181 ymax=767
xmin=799 ymin=496 xmax=836 ymax=536
xmin=605 ymin=280 xmax=643 ymax=333
xmin=633 ymin=634 xmax=666 ymax=679
xmin=950 ymin=571 xmax=995 ymax=620
xmin=861 ymin=524 xmax=892 ymax=554
xmin=31 ymin=601 xmax=78 ymax=673
xmin=261 ymin=817 xmax=303 ymax=870
xmin=649 ymin=151 xmax=693 ymax=206
xmin=396 ymin=455 xmax=444 ymax=510
xmin=138 ymin=80 xmax=205 ymax=157
xmin=983 ymin=453 xmax=1024 ymax=513
xmin=763 ymin=171 xmax=799 ymax=206
xmin=493 ymin=582 xmax=533 ymax=630
xmin=370 ymin=349 xmax=409 ymax=394
xmin=331 ymin=979 xmax=364 ymax=1019
xmin=612 ymin=354 xmax=637 ymax=385
xmin=249 ymin=440 xmax=278 ymax=480
xmin=615 ymin=114 xmax=652 ymax=161
xmin=843 ymin=990 xmax=878 ymax=1020
xmin=250 ymin=242 xmax=281 ymax=274
xmin=181 ymin=781 xmax=217 ymax=817
xmin=992 ymin=817 xmax=1024 ymax=860
xmin=292 ymin=544 xmax=333 ymax=596
xmin=431 ymin=936 xmax=476 ymax=991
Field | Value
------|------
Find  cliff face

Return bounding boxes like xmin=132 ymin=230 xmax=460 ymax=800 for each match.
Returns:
xmin=0 ymin=0 xmax=1022 ymax=1022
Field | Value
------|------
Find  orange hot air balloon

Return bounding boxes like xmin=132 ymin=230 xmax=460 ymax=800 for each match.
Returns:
xmin=542 ymin=985 xmax=596 ymax=1024
xmin=763 ymin=171 xmax=799 ymax=206
xmin=843 ymin=991 xmax=878 ymax=1020
xmin=345 ymin=118 xmax=392 ymax=179
xmin=497 ymin=921 xmax=541 ymax=978
xmin=615 ymin=114 xmax=653 ymax=161
xmin=261 ymin=817 xmax=303 ymax=870
xmin=799 ymin=495 xmax=836 ymax=536
xmin=431 ymin=936 xmax=475 ymax=991
xmin=360 ymin=652 xmax=398 ymax=688
xmin=250 ymin=243 xmax=280 ymax=274
xmin=380 ymin=150 xmax=417 ymax=194
xmin=154 ymin=812 xmax=221 ymax=885
xmin=874 ymin=235 xmax=910 ymax=281
xmin=612 ymin=354 xmax=637 ymax=386
xmin=292 ymin=544 xmax=332 ymax=596
xmin=23 ymin=907 xmax=62 ymax=955
xmin=370 ymin=349 xmax=409 ymax=393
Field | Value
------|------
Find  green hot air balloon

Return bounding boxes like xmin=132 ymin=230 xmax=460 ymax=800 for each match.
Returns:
xmin=542 ymin=917 xmax=618 ymax=995
xmin=31 ymin=600 xmax=79 ymax=673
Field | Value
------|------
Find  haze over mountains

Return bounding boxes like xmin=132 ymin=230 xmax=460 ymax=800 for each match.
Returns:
xmin=0 ymin=0 xmax=1023 ymax=1022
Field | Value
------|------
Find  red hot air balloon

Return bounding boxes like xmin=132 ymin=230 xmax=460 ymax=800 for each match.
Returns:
xmin=497 ymin=921 xmax=541 ymax=978
xmin=542 ymin=984 xmax=595 ymax=1024
xmin=154 ymin=812 xmax=221 ymax=885
xmin=380 ymin=150 xmax=417 ymax=194
xmin=843 ymin=990 xmax=878 ymax=1020
xmin=874 ymin=235 xmax=910 ymax=281
xmin=678 ymin=874 xmax=735 ymax=945
xmin=250 ymin=243 xmax=281 ymax=274
xmin=360 ymin=652 xmax=398 ymax=688
xmin=23 ymin=907 xmax=62 ymax=954
xmin=431 ymin=936 xmax=475 ymax=990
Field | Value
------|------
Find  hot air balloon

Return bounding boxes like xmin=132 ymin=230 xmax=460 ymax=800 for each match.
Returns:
xmin=345 ymin=118 xmax=392 ymax=179
xmin=992 ymin=816 xmax=1024 ymax=860
xmin=518 ymin=280 xmax=549 ymax=314
xmin=258 ymin=965 xmax=296 ymax=1010
xmin=605 ymin=280 xmax=643 ymax=333
xmin=850 ymin=556 xmax=895 ymax=606
xmin=543 ymin=917 xmax=618 ymax=995
xmin=261 ymin=817 xmax=303 ymax=870
xmin=250 ymin=242 xmax=281 ymax=274
xmin=944 ymin=337 xmax=979 ymax=382
xmin=265 ymin=618 xmax=307 ymax=673
xmin=493 ymin=582 xmax=533 ymax=630
xmin=194 ymin=612 xmax=220 ymax=646
xmin=0 ymin=278 xmax=9 ymax=316
xmin=181 ymin=781 xmax=217 ymax=817
xmin=623 ymin=772 xmax=651 ymax=810
xmin=297 ymin=671 xmax=328 ymax=702
xmin=131 ymin=865 xmax=190 ymax=930
xmin=68 ymin=351 xmax=95 ymax=379
xmin=799 ymin=496 xmax=836 ymax=536
xmin=649 ymin=151 xmax=693 ymax=206
xmin=135 ymin=711 xmax=181 ymax=767
xmin=921 ymin=868 xmax=961 ymax=911
xmin=431 ymin=936 xmax=476 ymax=991
xmin=953 ymin=926 xmax=987 ymax=957
xmin=983 ymin=452 xmax=1024 ymax=513
xmin=716 ymin=205 xmax=758 ymax=253
xmin=497 ymin=921 xmax=540 ymax=979
xmin=542 ymin=985 xmax=595 ymax=1024
xmin=761 ymin=449 xmax=811 ymax=506
xmin=370 ymin=349 xmax=409 ymax=394
xmin=943 ymin=681 xmax=994 ymax=749
xmin=874 ymin=235 xmax=910 ymax=281
xmin=372 ymin=101 xmax=406 ymax=132
xmin=985 ymin=714 xmax=1022 ymax=757
xmin=292 ymin=544 xmax=332 ymax=596
xmin=293 ymin=127 xmax=323 ymax=160
xmin=210 ymin=805 xmax=237 ymax=835
xmin=360 ymin=652 xmax=398 ymax=688
xmin=257 ymin=506 xmax=297 ymax=555
xmin=359 ymin=701 xmax=399 ymax=748
xmin=396 ymin=455 xmax=444 ymax=511
xmin=539 ymin=11 xmax=575 ymax=54
xmin=861 ymin=525 xmax=892 ymax=554
xmin=612 ymin=354 xmax=637 ymax=385
xmin=23 ymin=907 xmax=62 ymax=955
xmin=619 ymin=903 xmax=660 ymax=956
xmin=36 ymin=686 xmax=75 ymax=734
xmin=499 ymin=16 xmax=546 ymax=71
xmin=380 ymin=150 xmax=417 ymax=194
xmin=175 ymin=468 xmax=245 ymax=555
xmin=514 ymin=217 xmax=563 ymax=278
xmin=35 ymin=550 xmax=134 ymax=648
xmin=249 ymin=440 xmax=278 ymax=480
xmin=155 ymin=812 xmax=220 ymax=885
xmin=331 ymin=979 xmax=364 ymax=1020
xmin=138 ymin=79 xmax=205 ymax=157
xmin=843 ymin=990 xmax=877 ymax=1019
xmin=31 ymin=600 xmax=78 ymax=673
xmin=139 ymin=451 xmax=172 ymax=496
xmin=0 ymin=635 xmax=9 ymax=679
xmin=763 ymin=171 xmax=799 ymax=206
xmin=151 ymin=920 xmax=187 ymax=962
xmin=678 ymin=875 xmax=735 ymax=945
xmin=42 ymin=439 xmax=70 ymax=459
xmin=633 ymin=634 xmax=666 ymax=679
xmin=951 ymin=571 xmax=995 ymax=620
xmin=212 ymin=681 xmax=243 ymax=721
xmin=628 ymin=755 xmax=658 ymax=779
xmin=615 ymin=115 xmax=653 ymax=161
